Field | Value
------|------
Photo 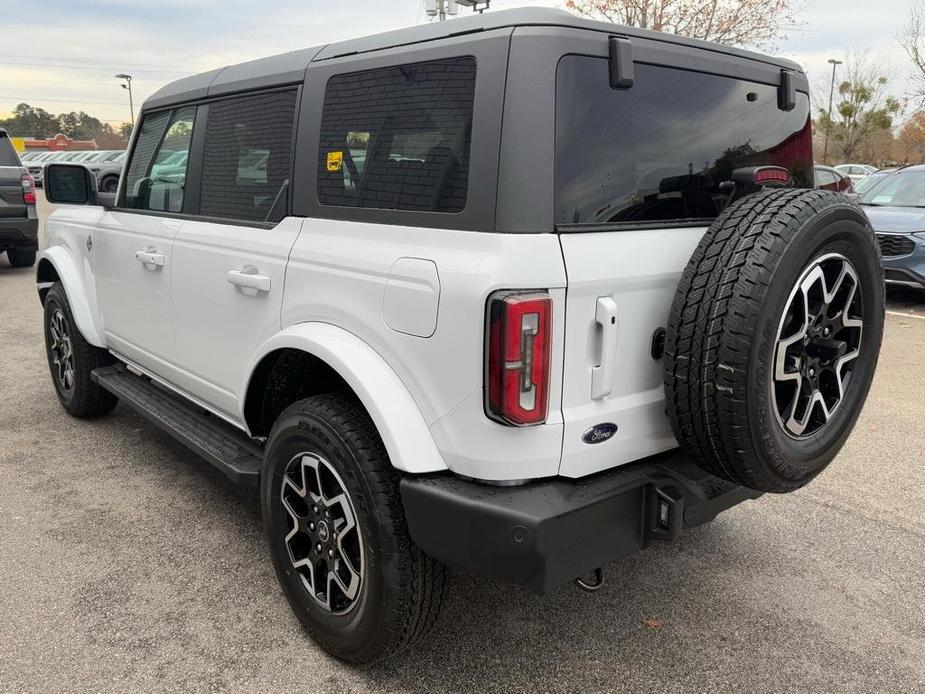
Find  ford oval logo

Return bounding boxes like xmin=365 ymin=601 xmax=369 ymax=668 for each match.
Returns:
xmin=582 ymin=423 xmax=618 ymax=445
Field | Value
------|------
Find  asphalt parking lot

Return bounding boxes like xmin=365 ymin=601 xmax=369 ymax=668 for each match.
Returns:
xmin=1 ymin=194 xmax=923 ymax=693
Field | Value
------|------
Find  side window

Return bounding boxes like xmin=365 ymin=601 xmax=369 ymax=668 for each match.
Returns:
xmin=317 ymin=56 xmax=476 ymax=213
xmin=199 ymin=90 xmax=297 ymax=223
xmin=121 ymin=106 xmax=196 ymax=213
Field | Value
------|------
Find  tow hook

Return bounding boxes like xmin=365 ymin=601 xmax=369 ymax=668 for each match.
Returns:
xmin=574 ymin=567 xmax=605 ymax=593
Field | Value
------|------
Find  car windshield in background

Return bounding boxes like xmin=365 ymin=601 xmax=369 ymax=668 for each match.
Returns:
xmin=852 ymin=170 xmax=889 ymax=196
xmin=859 ymin=170 xmax=925 ymax=207
xmin=555 ymin=58 xmax=814 ymax=227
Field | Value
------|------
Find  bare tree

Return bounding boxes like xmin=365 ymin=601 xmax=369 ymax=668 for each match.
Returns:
xmin=813 ymin=52 xmax=901 ymax=164
xmin=563 ymin=0 xmax=799 ymax=49
xmin=901 ymin=0 xmax=925 ymax=104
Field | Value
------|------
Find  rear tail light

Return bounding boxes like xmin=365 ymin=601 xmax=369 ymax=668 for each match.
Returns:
xmin=485 ymin=291 xmax=551 ymax=426
xmin=21 ymin=173 xmax=36 ymax=205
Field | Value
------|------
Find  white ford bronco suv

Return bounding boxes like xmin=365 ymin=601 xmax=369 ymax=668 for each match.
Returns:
xmin=38 ymin=8 xmax=884 ymax=663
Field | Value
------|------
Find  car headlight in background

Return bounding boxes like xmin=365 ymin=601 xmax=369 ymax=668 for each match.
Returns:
xmin=913 ymin=232 xmax=925 ymax=239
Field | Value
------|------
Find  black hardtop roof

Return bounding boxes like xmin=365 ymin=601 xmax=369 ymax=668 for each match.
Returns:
xmin=145 ymin=7 xmax=804 ymax=110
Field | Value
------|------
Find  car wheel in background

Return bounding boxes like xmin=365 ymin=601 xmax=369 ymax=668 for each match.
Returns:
xmin=7 ymin=249 xmax=36 ymax=267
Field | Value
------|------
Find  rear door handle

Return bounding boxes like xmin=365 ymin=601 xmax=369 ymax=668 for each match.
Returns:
xmin=135 ymin=248 xmax=165 ymax=270
xmin=591 ymin=296 xmax=618 ymax=400
xmin=228 ymin=265 xmax=271 ymax=295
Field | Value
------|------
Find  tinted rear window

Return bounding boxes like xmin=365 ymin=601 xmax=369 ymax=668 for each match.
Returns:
xmin=0 ymin=137 xmax=21 ymax=166
xmin=556 ymin=57 xmax=813 ymax=227
xmin=317 ymin=56 xmax=476 ymax=213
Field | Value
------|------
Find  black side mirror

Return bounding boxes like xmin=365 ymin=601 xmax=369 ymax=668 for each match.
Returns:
xmin=45 ymin=163 xmax=100 ymax=205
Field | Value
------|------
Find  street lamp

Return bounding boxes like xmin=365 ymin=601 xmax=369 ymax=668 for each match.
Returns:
xmin=424 ymin=0 xmax=489 ymax=20
xmin=115 ymin=73 xmax=134 ymax=129
xmin=823 ymin=58 xmax=843 ymax=165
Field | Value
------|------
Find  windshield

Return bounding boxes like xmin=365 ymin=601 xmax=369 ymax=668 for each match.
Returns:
xmin=859 ymin=170 xmax=925 ymax=207
xmin=853 ymin=171 xmax=889 ymax=196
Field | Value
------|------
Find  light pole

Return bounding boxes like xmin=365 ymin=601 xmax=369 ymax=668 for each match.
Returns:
xmin=115 ymin=73 xmax=134 ymax=129
xmin=424 ymin=0 xmax=489 ymax=20
xmin=823 ymin=58 xmax=843 ymax=164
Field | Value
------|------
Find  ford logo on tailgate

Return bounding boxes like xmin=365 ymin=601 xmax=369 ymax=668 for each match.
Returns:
xmin=582 ymin=423 xmax=618 ymax=444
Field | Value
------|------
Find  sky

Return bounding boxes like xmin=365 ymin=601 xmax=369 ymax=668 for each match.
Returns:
xmin=0 ymin=0 xmax=917 ymax=128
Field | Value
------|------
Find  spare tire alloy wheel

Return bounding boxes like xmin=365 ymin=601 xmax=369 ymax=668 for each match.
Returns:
xmin=281 ymin=452 xmax=364 ymax=615
xmin=773 ymin=253 xmax=863 ymax=438
xmin=664 ymin=189 xmax=884 ymax=493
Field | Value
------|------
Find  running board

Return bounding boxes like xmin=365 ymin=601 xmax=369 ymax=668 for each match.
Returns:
xmin=91 ymin=364 xmax=263 ymax=485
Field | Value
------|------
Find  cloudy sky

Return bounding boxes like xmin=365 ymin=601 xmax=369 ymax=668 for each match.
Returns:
xmin=0 ymin=0 xmax=917 ymax=127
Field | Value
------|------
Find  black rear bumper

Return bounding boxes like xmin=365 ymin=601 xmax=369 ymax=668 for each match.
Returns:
xmin=400 ymin=450 xmax=761 ymax=594
xmin=0 ymin=217 xmax=38 ymax=251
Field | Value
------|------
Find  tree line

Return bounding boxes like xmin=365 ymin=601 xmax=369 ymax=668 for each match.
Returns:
xmin=0 ymin=103 xmax=131 ymax=149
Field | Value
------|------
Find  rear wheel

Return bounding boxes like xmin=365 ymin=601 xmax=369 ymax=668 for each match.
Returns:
xmin=261 ymin=394 xmax=447 ymax=664
xmin=43 ymin=283 xmax=117 ymax=417
xmin=99 ymin=176 xmax=118 ymax=193
xmin=664 ymin=189 xmax=884 ymax=493
xmin=7 ymin=248 xmax=36 ymax=267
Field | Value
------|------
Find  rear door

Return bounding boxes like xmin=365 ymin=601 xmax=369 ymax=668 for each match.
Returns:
xmin=168 ymin=89 xmax=301 ymax=418
xmin=554 ymin=55 xmax=814 ymax=477
xmin=0 ymin=135 xmax=26 ymax=221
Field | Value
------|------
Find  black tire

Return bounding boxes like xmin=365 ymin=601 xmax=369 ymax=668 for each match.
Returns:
xmin=7 ymin=248 xmax=36 ymax=267
xmin=43 ymin=282 xmax=118 ymax=418
xmin=261 ymin=394 xmax=447 ymax=664
xmin=100 ymin=176 xmax=118 ymax=193
xmin=664 ymin=189 xmax=884 ymax=493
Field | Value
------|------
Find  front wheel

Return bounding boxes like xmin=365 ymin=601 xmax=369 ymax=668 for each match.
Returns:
xmin=99 ymin=176 xmax=118 ymax=193
xmin=261 ymin=394 xmax=447 ymax=664
xmin=43 ymin=282 xmax=117 ymax=417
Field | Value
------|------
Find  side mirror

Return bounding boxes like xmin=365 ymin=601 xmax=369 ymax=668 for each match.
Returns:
xmin=45 ymin=163 xmax=101 ymax=205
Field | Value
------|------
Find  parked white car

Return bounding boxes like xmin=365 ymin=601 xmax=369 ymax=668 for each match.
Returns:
xmin=836 ymin=163 xmax=877 ymax=186
xmin=35 ymin=8 xmax=884 ymax=664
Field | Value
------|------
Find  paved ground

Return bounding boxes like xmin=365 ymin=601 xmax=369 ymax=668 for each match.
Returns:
xmin=1 ymin=196 xmax=923 ymax=693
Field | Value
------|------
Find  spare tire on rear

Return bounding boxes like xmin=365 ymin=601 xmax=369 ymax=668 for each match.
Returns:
xmin=664 ymin=188 xmax=884 ymax=493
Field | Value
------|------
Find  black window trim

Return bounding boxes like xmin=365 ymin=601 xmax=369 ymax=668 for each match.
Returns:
xmin=293 ymin=28 xmax=511 ymax=232
xmin=114 ymin=83 xmax=302 ymax=229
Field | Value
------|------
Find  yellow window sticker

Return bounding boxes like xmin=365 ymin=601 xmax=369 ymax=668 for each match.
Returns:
xmin=326 ymin=151 xmax=343 ymax=172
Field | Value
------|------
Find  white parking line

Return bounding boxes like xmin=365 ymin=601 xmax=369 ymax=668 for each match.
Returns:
xmin=886 ymin=310 xmax=925 ymax=320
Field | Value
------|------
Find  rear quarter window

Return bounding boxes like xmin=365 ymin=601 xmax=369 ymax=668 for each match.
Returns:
xmin=317 ymin=56 xmax=476 ymax=213
xmin=0 ymin=137 xmax=21 ymax=166
xmin=555 ymin=56 xmax=813 ymax=227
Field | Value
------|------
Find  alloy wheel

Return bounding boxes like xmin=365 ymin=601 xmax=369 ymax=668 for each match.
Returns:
xmin=772 ymin=253 xmax=864 ymax=438
xmin=49 ymin=309 xmax=75 ymax=393
xmin=280 ymin=452 xmax=364 ymax=614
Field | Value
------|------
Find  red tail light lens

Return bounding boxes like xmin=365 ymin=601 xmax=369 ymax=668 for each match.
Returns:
xmin=21 ymin=173 xmax=36 ymax=205
xmin=753 ymin=166 xmax=791 ymax=185
xmin=486 ymin=291 xmax=551 ymax=426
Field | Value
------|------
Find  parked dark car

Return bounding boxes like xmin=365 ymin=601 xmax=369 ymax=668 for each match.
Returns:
xmin=814 ymin=164 xmax=853 ymax=193
xmin=857 ymin=165 xmax=925 ymax=290
xmin=0 ymin=129 xmax=38 ymax=267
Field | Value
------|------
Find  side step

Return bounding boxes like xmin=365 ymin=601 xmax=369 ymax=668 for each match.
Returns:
xmin=92 ymin=364 xmax=264 ymax=485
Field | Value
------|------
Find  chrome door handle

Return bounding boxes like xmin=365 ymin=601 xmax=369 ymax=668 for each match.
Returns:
xmin=591 ymin=296 xmax=618 ymax=400
xmin=135 ymin=248 xmax=165 ymax=270
xmin=228 ymin=265 xmax=271 ymax=295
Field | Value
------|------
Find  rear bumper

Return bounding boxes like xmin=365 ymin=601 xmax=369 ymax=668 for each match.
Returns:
xmin=400 ymin=449 xmax=761 ymax=594
xmin=0 ymin=217 xmax=38 ymax=250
